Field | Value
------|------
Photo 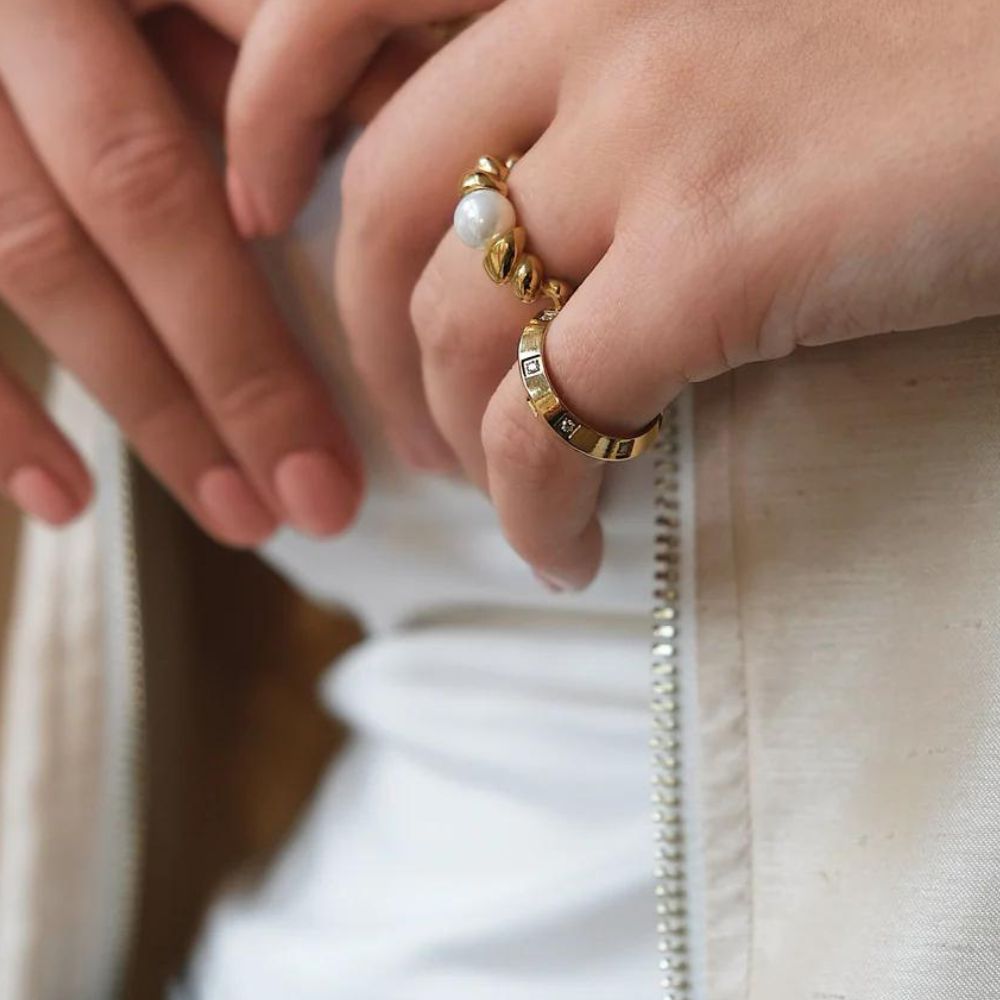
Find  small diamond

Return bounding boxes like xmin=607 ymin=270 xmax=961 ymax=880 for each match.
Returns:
xmin=522 ymin=357 xmax=542 ymax=377
xmin=616 ymin=440 xmax=632 ymax=458
xmin=559 ymin=416 xmax=578 ymax=436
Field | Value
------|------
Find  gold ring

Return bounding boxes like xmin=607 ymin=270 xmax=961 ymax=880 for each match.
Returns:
xmin=518 ymin=310 xmax=663 ymax=462
xmin=455 ymin=154 xmax=659 ymax=462
xmin=454 ymin=155 xmax=573 ymax=313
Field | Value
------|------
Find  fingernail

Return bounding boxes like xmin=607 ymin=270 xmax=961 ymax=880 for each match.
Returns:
xmin=7 ymin=466 xmax=83 ymax=526
xmin=226 ymin=165 xmax=260 ymax=240
xmin=275 ymin=449 xmax=359 ymax=537
xmin=534 ymin=569 xmax=578 ymax=594
xmin=197 ymin=465 xmax=277 ymax=547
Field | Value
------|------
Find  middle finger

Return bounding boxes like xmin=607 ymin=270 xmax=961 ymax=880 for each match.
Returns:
xmin=335 ymin=7 xmax=558 ymax=471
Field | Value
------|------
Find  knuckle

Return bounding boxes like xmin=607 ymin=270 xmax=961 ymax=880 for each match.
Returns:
xmin=210 ymin=362 xmax=309 ymax=431
xmin=409 ymin=262 xmax=446 ymax=346
xmin=84 ymin=116 xmax=207 ymax=223
xmin=411 ymin=269 xmax=468 ymax=363
xmin=411 ymin=264 xmax=507 ymax=377
xmin=627 ymin=226 xmax=756 ymax=383
xmin=122 ymin=389 xmax=203 ymax=460
xmin=0 ymin=189 xmax=85 ymax=295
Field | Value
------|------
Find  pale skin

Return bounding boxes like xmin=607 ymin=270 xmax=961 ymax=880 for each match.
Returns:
xmin=2 ymin=0 xmax=999 ymax=592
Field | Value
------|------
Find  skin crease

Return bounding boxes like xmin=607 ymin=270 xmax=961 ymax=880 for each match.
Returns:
xmin=330 ymin=0 xmax=1000 ymax=588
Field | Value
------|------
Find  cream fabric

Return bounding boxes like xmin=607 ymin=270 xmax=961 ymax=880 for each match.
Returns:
xmin=694 ymin=321 xmax=1000 ymax=998
xmin=0 ymin=376 xmax=127 ymax=1000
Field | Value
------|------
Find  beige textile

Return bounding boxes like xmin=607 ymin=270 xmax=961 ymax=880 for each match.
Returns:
xmin=3 ymin=292 xmax=1000 ymax=997
xmin=694 ymin=318 xmax=1000 ymax=999
xmin=0 ymin=376 xmax=120 ymax=1000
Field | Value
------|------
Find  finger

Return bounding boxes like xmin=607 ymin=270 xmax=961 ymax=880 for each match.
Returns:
xmin=483 ymin=243 xmax=686 ymax=591
xmin=141 ymin=8 xmax=237 ymax=128
xmin=0 ymin=0 xmax=363 ymax=537
xmin=411 ymin=131 xmax=616 ymax=486
xmin=340 ymin=30 xmax=439 ymax=127
xmin=0 ymin=86 xmax=275 ymax=546
xmin=147 ymin=12 xmax=433 ymax=173
xmin=336 ymin=11 xmax=558 ymax=469
xmin=0 ymin=364 xmax=92 ymax=526
xmin=130 ymin=0 xmax=258 ymax=40
xmin=225 ymin=0 xmax=495 ymax=238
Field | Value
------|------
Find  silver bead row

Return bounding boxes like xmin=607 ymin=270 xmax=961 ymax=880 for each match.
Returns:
xmin=650 ymin=405 xmax=691 ymax=1000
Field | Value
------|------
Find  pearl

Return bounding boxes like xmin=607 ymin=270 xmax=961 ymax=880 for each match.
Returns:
xmin=453 ymin=188 xmax=516 ymax=249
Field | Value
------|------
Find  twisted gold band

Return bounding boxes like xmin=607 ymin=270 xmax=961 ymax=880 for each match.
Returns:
xmin=455 ymin=154 xmax=661 ymax=462
xmin=518 ymin=311 xmax=663 ymax=463
xmin=455 ymin=155 xmax=573 ymax=313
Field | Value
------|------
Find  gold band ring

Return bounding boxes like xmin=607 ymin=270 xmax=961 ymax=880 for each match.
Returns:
xmin=518 ymin=310 xmax=663 ymax=463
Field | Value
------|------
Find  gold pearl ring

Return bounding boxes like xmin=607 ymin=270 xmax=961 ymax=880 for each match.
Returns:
xmin=454 ymin=154 xmax=662 ymax=462
xmin=454 ymin=155 xmax=573 ymax=312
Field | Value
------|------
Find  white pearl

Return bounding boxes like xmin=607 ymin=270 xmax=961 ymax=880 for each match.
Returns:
xmin=453 ymin=188 xmax=516 ymax=249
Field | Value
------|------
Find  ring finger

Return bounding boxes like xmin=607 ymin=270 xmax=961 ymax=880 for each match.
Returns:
xmin=410 ymin=130 xmax=616 ymax=487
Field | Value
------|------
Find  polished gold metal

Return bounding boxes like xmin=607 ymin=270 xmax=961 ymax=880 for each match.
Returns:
xmin=504 ymin=154 xmax=520 ymax=172
xmin=518 ymin=311 xmax=663 ymax=462
xmin=459 ymin=170 xmax=508 ymax=197
xmin=512 ymin=253 xmax=544 ymax=303
xmin=484 ymin=228 xmax=526 ymax=284
xmin=476 ymin=155 xmax=511 ymax=182
xmin=459 ymin=155 xmax=573 ymax=312
xmin=541 ymin=278 xmax=573 ymax=311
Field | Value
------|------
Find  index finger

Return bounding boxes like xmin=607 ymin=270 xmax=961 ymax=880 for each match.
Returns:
xmin=0 ymin=0 xmax=362 ymax=536
xmin=225 ymin=0 xmax=495 ymax=237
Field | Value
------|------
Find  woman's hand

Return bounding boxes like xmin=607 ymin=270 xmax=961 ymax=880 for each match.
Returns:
xmin=0 ymin=0 xmax=373 ymax=544
xmin=335 ymin=0 xmax=1000 ymax=588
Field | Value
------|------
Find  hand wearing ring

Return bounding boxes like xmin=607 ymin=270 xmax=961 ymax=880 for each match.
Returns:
xmin=453 ymin=155 xmax=662 ymax=462
xmin=334 ymin=0 xmax=1000 ymax=591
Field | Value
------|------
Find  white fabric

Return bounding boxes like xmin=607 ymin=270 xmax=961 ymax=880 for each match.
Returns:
xmin=187 ymin=626 xmax=659 ymax=1000
xmin=185 ymin=163 xmax=665 ymax=999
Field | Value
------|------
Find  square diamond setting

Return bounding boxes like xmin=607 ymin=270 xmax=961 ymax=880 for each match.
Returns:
xmin=522 ymin=357 xmax=542 ymax=377
xmin=558 ymin=415 xmax=579 ymax=437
